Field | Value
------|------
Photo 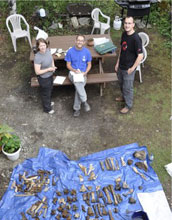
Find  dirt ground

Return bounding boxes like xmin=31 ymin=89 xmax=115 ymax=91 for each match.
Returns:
xmin=0 ymin=26 xmax=171 ymax=209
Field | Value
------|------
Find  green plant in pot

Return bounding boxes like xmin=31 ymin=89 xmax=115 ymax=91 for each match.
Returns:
xmin=0 ymin=124 xmax=14 ymax=152
xmin=0 ymin=124 xmax=21 ymax=161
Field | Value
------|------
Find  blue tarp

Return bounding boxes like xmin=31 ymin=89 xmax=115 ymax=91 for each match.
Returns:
xmin=0 ymin=143 xmax=162 ymax=220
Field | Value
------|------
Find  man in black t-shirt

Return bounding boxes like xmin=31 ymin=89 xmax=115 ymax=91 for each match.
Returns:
xmin=115 ymin=16 xmax=143 ymax=114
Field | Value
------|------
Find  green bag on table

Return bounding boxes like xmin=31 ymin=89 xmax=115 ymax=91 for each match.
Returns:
xmin=94 ymin=41 xmax=116 ymax=55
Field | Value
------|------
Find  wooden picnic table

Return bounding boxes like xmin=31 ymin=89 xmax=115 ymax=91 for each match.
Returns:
xmin=30 ymin=34 xmax=117 ymax=96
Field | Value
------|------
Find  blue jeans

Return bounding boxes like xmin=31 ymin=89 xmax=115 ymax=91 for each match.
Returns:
xmin=117 ymin=68 xmax=136 ymax=109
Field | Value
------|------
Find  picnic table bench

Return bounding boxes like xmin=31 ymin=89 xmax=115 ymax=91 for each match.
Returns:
xmin=30 ymin=34 xmax=117 ymax=96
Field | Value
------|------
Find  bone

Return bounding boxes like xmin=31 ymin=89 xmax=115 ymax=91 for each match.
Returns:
xmin=103 ymin=187 xmax=113 ymax=204
xmin=116 ymin=193 xmax=123 ymax=203
xmin=88 ymin=172 xmax=97 ymax=180
xmin=88 ymin=164 xmax=94 ymax=175
xmin=78 ymin=163 xmax=87 ymax=175
xmin=58 ymin=197 xmax=66 ymax=204
xmin=104 ymin=159 xmax=111 ymax=170
xmin=97 ymin=204 xmax=102 ymax=217
xmin=115 ymin=160 xmax=120 ymax=170
xmin=132 ymin=167 xmax=147 ymax=180
xmin=96 ymin=191 xmax=100 ymax=203
xmin=122 ymin=181 xmax=129 ymax=189
xmin=35 ymin=196 xmax=46 ymax=213
xmin=135 ymin=161 xmax=148 ymax=172
xmin=52 ymin=176 xmax=56 ymax=186
xmin=96 ymin=185 xmax=101 ymax=191
xmin=108 ymin=210 xmax=114 ymax=220
xmin=109 ymin=158 xmax=116 ymax=170
xmin=91 ymin=191 xmax=96 ymax=203
xmin=74 ymin=213 xmax=80 ymax=218
xmin=107 ymin=158 xmax=113 ymax=170
xmin=133 ymin=150 xmax=146 ymax=160
xmin=20 ymin=212 xmax=27 ymax=220
xmin=92 ymin=204 xmax=99 ymax=218
xmin=108 ymin=185 xmax=118 ymax=205
xmin=78 ymin=174 xmax=84 ymax=182
xmin=82 ymin=205 xmax=86 ymax=212
xmin=123 ymin=188 xmax=134 ymax=197
xmin=120 ymin=157 xmax=126 ymax=166
xmin=87 ymin=186 xmax=93 ymax=191
xmin=80 ymin=184 xmax=87 ymax=192
xmin=100 ymin=161 xmax=105 ymax=171
xmin=43 ymin=207 xmax=48 ymax=218
xmin=87 ymin=206 xmax=94 ymax=216
xmin=82 ymin=193 xmax=87 ymax=201
xmin=102 ymin=207 xmax=108 ymax=216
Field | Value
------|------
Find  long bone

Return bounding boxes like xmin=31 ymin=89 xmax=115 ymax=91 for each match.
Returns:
xmin=103 ymin=187 xmax=113 ymax=204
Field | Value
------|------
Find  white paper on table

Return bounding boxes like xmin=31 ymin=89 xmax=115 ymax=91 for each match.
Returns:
xmin=53 ymin=76 xmax=66 ymax=84
xmin=93 ymin=37 xmax=110 ymax=46
xmin=165 ymin=163 xmax=172 ymax=177
xmin=137 ymin=190 xmax=172 ymax=220
xmin=70 ymin=71 xmax=84 ymax=83
xmin=50 ymin=48 xmax=57 ymax=55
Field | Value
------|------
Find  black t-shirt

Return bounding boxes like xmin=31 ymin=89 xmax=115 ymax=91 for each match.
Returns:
xmin=119 ymin=31 xmax=143 ymax=70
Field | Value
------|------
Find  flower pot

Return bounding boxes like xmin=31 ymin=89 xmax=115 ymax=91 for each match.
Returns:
xmin=2 ymin=145 xmax=21 ymax=161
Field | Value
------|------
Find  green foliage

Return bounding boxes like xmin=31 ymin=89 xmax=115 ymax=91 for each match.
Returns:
xmin=0 ymin=124 xmax=13 ymax=140
xmin=1 ymin=134 xmax=21 ymax=153
xmin=149 ymin=2 xmax=171 ymax=49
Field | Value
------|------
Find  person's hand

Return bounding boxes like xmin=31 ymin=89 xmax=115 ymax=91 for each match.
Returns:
xmin=115 ymin=63 xmax=118 ymax=73
xmin=127 ymin=67 xmax=135 ymax=74
xmin=82 ymin=72 xmax=87 ymax=76
xmin=75 ymin=69 xmax=81 ymax=74
xmin=49 ymin=66 xmax=57 ymax=72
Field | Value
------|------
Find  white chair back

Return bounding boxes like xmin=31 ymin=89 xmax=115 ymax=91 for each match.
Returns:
xmin=136 ymin=47 xmax=147 ymax=83
xmin=138 ymin=32 xmax=149 ymax=47
xmin=91 ymin=8 xmax=110 ymax=35
xmin=6 ymin=14 xmax=32 ymax=52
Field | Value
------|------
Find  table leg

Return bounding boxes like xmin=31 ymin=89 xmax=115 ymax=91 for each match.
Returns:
xmin=99 ymin=58 xmax=103 ymax=96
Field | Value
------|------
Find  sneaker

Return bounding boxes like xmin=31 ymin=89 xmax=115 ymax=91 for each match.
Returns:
xmin=73 ymin=110 xmax=80 ymax=117
xmin=120 ymin=107 xmax=130 ymax=114
xmin=48 ymin=109 xmax=55 ymax=114
xmin=83 ymin=102 xmax=91 ymax=112
xmin=51 ymin=102 xmax=54 ymax=106
xmin=115 ymin=97 xmax=124 ymax=102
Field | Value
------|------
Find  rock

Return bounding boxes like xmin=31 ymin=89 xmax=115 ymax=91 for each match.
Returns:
xmin=49 ymin=21 xmax=58 ymax=30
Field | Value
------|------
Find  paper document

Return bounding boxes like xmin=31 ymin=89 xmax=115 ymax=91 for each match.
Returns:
xmin=70 ymin=71 xmax=84 ymax=83
xmin=137 ymin=190 xmax=172 ymax=220
xmin=53 ymin=76 xmax=66 ymax=84
xmin=50 ymin=48 xmax=57 ymax=55
xmin=165 ymin=162 xmax=172 ymax=177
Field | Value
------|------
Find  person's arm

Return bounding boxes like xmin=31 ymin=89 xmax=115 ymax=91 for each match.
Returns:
xmin=66 ymin=62 xmax=80 ymax=73
xmin=34 ymin=64 xmax=56 ymax=76
xmin=115 ymin=48 xmax=121 ymax=72
xmin=82 ymin=62 xmax=91 ymax=76
xmin=127 ymin=53 xmax=143 ymax=74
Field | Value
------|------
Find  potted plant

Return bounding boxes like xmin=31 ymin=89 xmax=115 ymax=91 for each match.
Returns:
xmin=0 ymin=124 xmax=14 ymax=152
xmin=0 ymin=124 xmax=21 ymax=161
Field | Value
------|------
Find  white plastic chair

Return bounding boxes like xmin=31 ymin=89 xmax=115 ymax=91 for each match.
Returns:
xmin=6 ymin=14 xmax=32 ymax=52
xmin=91 ymin=8 xmax=110 ymax=35
xmin=136 ymin=47 xmax=147 ymax=83
xmin=138 ymin=32 xmax=149 ymax=48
